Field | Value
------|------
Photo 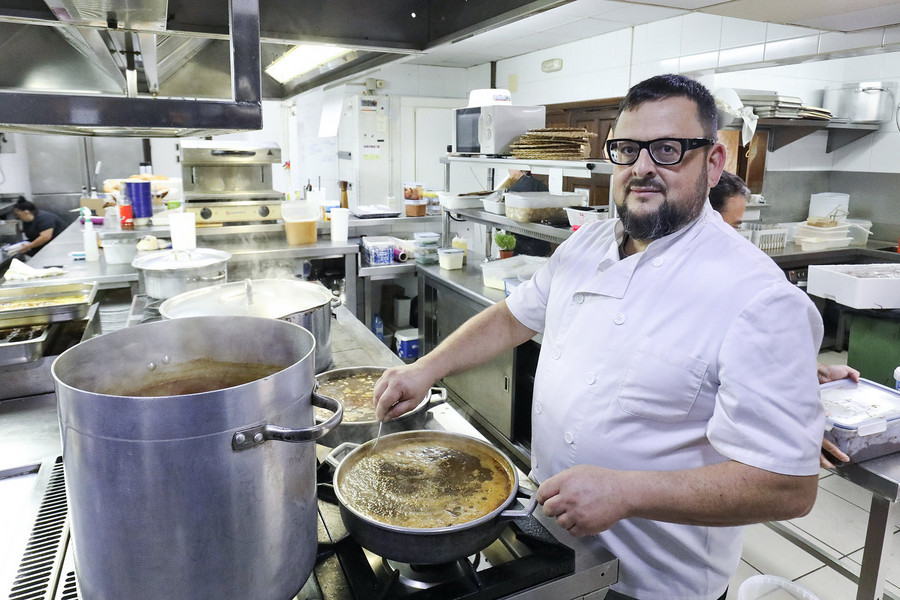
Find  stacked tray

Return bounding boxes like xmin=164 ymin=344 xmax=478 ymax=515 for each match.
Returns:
xmin=0 ymin=282 xmax=97 ymax=327
xmin=510 ymin=128 xmax=597 ymax=160
xmin=0 ymin=323 xmax=51 ymax=366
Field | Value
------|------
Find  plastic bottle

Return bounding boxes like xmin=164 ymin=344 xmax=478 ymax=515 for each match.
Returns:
xmin=372 ymin=314 xmax=384 ymax=341
xmin=452 ymin=235 xmax=468 ymax=265
xmin=81 ymin=208 xmax=99 ymax=262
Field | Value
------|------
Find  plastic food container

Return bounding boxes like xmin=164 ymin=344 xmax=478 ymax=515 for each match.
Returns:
xmin=480 ymin=255 xmax=548 ymax=290
xmin=413 ymin=232 xmax=440 ymax=246
xmin=505 ymin=192 xmax=586 ymax=223
xmin=415 ymin=246 xmax=438 ymax=265
xmin=282 ymin=201 xmax=319 ymax=246
xmin=848 ymin=219 xmax=873 ymax=246
xmin=102 ymin=238 xmax=138 ymax=265
xmin=482 ymin=197 xmax=506 ymax=215
xmin=821 ymin=377 xmax=900 ymax=463
xmin=394 ymin=328 xmax=420 ymax=360
xmin=564 ymin=206 xmax=609 ymax=227
xmin=437 ymin=247 xmax=464 ymax=270
xmin=363 ymin=236 xmax=394 ymax=265
xmin=405 ymin=199 xmax=427 ymax=217
xmin=738 ymin=574 xmax=820 ymax=600
xmin=438 ymin=189 xmax=501 ymax=210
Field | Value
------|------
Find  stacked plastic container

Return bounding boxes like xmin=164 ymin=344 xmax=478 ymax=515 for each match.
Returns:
xmin=414 ymin=232 xmax=440 ymax=265
xmin=363 ymin=236 xmax=394 ymax=265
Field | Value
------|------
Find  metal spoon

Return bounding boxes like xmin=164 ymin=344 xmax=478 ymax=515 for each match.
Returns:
xmin=370 ymin=400 xmax=399 ymax=454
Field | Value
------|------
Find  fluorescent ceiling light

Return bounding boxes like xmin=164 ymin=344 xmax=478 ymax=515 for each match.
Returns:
xmin=265 ymin=44 xmax=351 ymax=84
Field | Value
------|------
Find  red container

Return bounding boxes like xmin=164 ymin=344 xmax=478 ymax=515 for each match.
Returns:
xmin=119 ymin=203 xmax=134 ymax=229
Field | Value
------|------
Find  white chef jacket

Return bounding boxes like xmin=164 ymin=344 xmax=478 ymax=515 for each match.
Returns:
xmin=506 ymin=203 xmax=825 ymax=600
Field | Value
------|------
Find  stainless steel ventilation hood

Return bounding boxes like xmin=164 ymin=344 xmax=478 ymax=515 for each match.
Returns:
xmin=0 ymin=0 xmax=569 ymax=137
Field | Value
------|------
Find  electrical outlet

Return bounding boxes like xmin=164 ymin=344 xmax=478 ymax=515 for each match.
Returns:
xmin=0 ymin=132 xmax=14 ymax=153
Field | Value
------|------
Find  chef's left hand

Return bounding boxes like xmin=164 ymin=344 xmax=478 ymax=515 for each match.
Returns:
xmin=537 ymin=465 xmax=631 ymax=536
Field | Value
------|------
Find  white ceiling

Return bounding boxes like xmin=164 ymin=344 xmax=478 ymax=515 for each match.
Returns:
xmin=408 ymin=0 xmax=900 ymax=68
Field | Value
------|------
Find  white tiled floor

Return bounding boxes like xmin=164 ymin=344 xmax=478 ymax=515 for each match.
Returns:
xmin=725 ymin=351 xmax=900 ymax=600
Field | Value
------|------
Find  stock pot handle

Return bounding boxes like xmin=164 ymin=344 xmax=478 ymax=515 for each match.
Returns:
xmin=231 ymin=393 xmax=343 ymax=451
xmin=427 ymin=386 xmax=447 ymax=406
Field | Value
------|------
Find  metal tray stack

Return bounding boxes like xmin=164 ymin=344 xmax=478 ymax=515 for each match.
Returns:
xmin=0 ymin=282 xmax=97 ymax=366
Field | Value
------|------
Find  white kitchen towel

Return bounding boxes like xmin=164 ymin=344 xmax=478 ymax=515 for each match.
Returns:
xmin=4 ymin=258 xmax=66 ymax=281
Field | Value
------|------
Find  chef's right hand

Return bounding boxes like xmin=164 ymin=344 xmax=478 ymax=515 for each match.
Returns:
xmin=373 ymin=364 xmax=435 ymax=421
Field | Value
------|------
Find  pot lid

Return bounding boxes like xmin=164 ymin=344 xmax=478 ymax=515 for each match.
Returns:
xmin=131 ymin=248 xmax=232 ymax=271
xmin=159 ymin=278 xmax=333 ymax=319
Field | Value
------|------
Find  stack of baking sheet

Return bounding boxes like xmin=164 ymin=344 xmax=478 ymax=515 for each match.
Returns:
xmin=510 ymin=128 xmax=597 ymax=159
xmin=736 ymin=90 xmax=830 ymax=121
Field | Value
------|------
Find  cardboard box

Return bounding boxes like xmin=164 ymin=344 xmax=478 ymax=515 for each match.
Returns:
xmin=79 ymin=196 xmax=115 ymax=215
xmin=807 ymin=263 xmax=900 ymax=309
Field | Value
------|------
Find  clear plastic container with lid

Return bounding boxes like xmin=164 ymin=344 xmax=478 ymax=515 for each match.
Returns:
xmin=437 ymin=247 xmax=464 ymax=270
xmin=413 ymin=231 xmax=440 ymax=246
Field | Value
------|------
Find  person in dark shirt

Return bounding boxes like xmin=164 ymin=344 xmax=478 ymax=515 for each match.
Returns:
xmin=13 ymin=197 xmax=65 ymax=256
xmin=505 ymin=170 xmax=553 ymax=256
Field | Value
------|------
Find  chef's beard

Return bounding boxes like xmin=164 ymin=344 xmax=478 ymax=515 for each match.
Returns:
xmin=618 ymin=170 xmax=709 ymax=241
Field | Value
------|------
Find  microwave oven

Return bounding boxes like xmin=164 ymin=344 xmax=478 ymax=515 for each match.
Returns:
xmin=453 ymin=104 xmax=546 ymax=155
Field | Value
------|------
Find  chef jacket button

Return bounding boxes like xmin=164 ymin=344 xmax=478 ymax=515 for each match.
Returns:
xmin=653 ymin=257 xmax=664 ymax=267
xmin=553 ymin=347 xmax=561 ymax=359
xmin=573 ymin=293 xmax=584 ymax=304
xmin=535 ymin=402 xmax=543 ymax=414
xmin=564 ymin=432 xmax=574 ymax=444
xmin=614 ymin=313 xmax=626 ymax=325
xmin=586 ymin=372 xmax=595 ymax=385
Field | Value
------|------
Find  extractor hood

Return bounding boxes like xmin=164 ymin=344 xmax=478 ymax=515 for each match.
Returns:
xmin=0 ymin=0 xmax=572 ymax=136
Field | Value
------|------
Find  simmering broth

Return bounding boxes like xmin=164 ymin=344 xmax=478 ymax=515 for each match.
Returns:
xmin=107 ymin=359 xmax=285 ymax=397
xmin=315 ymin=372 xmax=380 ymax=422
xmin=339 ymin=438 xmax=512 ymax=528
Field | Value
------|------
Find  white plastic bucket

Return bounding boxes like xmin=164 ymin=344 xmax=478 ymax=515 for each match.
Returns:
xmin=738 ymin=575 xmax=821 ymax=600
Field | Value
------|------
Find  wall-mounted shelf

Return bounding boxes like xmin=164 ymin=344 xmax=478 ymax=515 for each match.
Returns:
xmin=440 ymin=156 xmax=614 ymax=247
xmin=738 ymin=119 xmax=881 ymax=153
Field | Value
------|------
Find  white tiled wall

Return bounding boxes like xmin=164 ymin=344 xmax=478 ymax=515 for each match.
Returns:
xmin=492 ymin=14 xmax=900 ymax=174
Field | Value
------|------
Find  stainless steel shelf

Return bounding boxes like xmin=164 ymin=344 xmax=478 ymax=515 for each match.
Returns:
xmin=441 ymin=155 xmax=614 ymax=176
xmin=728 ymin=119 xmax=881 ymax=153
xmin=445 ymin=208 xmax=573 ymax=244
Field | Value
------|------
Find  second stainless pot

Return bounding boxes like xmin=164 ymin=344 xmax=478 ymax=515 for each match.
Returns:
xmin=160 ymin=278 xmax=339 ymax=373
xmin=131 ymin=248 xmax=231 ymax=300
xmin=314 ymin=366 xmax=446 ymax=446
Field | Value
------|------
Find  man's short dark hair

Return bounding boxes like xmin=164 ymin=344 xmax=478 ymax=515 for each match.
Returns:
xmin=617 ymin=74 xmax=719 ymax=139
xmin=709 ymin=171 xmax=750 ymax=211
xmin=14 ymin=197 xmax=36 ymax=213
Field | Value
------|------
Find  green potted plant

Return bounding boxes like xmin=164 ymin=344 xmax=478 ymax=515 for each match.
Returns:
xmin=494 ymin=230 xmax=516 ymax=259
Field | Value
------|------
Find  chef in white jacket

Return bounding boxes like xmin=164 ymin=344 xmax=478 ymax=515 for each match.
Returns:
xmin=374 ymin=74 xmax=824 ymax=600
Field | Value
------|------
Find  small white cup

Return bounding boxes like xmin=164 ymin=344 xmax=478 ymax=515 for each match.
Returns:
xmin=330 ymin=208 xmax=350 ymax=243
xmin=169 ymin=211 xmax=197 ymax=251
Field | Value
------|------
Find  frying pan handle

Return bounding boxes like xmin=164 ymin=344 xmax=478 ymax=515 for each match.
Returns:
xmin=498 ymin=486 xmax=538 ymax=520
xmin=231 ymin=393 xmax=344 ymax=451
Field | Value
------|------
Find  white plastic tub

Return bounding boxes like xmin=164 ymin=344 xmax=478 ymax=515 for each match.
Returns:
xmin=437 ymin=247 xmax=464 ymax=270
xmin=738 ymin=575 xmax=820 ymax=600
xmin=439 ymin=189 xmax=501 ymax=210
xmin=807 ymin=263 xmax=900 ymax=309
xmin=504 ymin=192 xmax=586 ymax=223
xmin=481 ymin=255 xmax=548 ymax=290
xmin=565 ymin=206 xmax=609 ymax=227
xmin=102 ymin=239 xmax=138 ymax=265
xmin=848 ymin=219 xmax=873 ymax=246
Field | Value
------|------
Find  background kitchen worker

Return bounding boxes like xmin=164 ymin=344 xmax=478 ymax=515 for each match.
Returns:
xmin=13 ymin=197 xmax=64 ymax=257
xmin=374 ymin=74 xmax=824 ymax=600
xmin=708 ymin=170 xmax=749 ymax=229
xmin=708 ymin=175 xmax=861 ymax=468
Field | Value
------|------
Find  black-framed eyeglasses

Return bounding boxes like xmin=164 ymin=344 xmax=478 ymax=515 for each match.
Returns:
xmin=605 ymin=138 xmax=714 ymax=166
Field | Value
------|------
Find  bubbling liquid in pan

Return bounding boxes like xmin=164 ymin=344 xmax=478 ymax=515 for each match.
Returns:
xmin=339 ymin=439 xmax=513 ymax=528
xmin=315 ymin=372 xmax=381 ymax=422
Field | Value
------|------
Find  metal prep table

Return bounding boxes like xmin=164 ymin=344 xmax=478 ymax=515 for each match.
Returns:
xmin=0 ymin=303 xmax=618 ymax=600
xmin=766 ymin=455 xmax=900 ymax=600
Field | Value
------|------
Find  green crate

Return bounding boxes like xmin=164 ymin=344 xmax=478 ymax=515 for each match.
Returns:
xmin=847 ymin=312 xmax=900 ymax=388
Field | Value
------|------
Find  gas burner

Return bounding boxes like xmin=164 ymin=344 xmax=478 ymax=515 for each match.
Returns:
xmin=375 ymin=556 xmax=478 ymax=590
